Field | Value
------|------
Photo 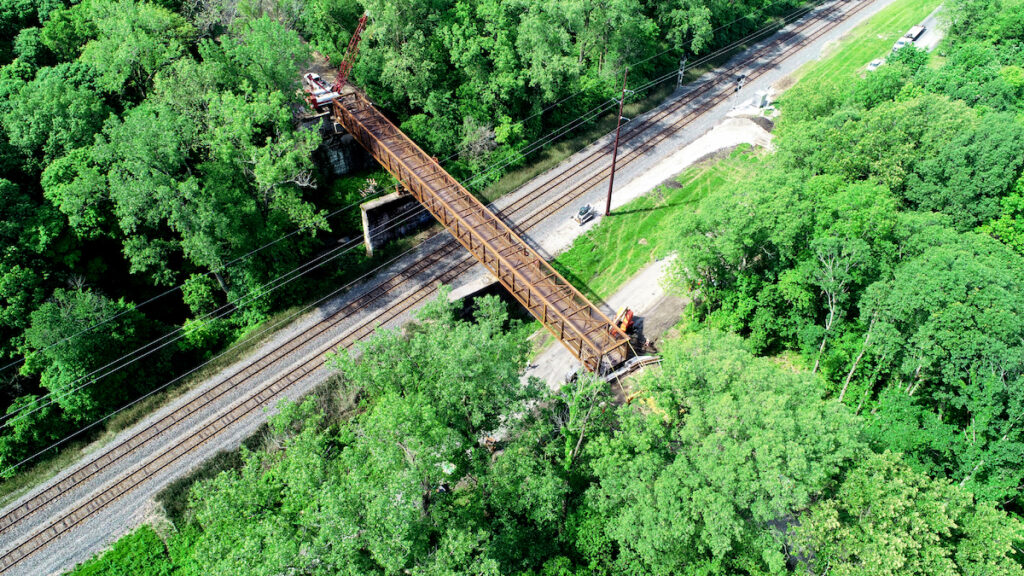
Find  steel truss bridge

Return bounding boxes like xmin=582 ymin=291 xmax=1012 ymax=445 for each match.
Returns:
xmin=333 ymin=91 xmax=630 ymax=372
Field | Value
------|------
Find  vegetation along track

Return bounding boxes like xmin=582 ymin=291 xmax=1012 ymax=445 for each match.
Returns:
xmin=0 ymin=0 xmax=873 ymax=571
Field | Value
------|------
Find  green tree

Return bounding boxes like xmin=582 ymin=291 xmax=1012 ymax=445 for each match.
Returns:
xmin=39 ymin=1 xmax=98 ymax=58
xmin=40 ymin=146 xmax=114 ymax=239
xmin=2 ymin=62 xmax=110 ymax=168
xmin=0 ymin=179 xmax=62 ymax=361
xmin=905 ymin=112 xmax=1024 ymax=230
xmin=333 ymin=292 xmax=536 ymax=437
xmin=202 ymin=15 xmax=309 ymax=94
xmin=79 ymin=0 xmax=193 ymax=96
xmin=0 ymin=394 xmax=69 ymax=478
xmin=21 ymin=287 xmax=162 ymax=421
xmin=983 ymin=175 xmax=1024 ymax=255
xmin=65 ymin=524 xmax=176 ymax=576
xmin=586 ymin=331 xmax=863 ymax=574
xmin=792 ymin=451 xmax=1024 ymax=576
xmin=183 ymin=295 xmax=540 ymax=575
xmin=859 ymin=232 xmax=1024 ymax=505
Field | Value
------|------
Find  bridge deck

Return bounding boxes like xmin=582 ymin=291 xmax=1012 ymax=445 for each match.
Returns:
xmin=333 ymin=91 xmax=629 ymax=372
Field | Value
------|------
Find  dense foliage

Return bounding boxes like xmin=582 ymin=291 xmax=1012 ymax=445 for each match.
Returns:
xmin=68 ymin=304 xmax=1024 ymax=575
xmin=25 ymin=0 xmax=1024 ymax=573
xmin=672 ymin=0 xmax=1024 ymax=508
xmin=0 ymin=0 xmax=333 ymax=475
xmin=0 ymin=0 xmax=811 ymax=477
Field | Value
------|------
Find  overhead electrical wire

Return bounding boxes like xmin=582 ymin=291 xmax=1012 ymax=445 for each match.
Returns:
xmin=6 ymin=0 xmax=833 ymax=423
xmin=2 ymin=0 xmax=839 ymax=469
xmin=0 ymin=90 xmax=629 ymax=412
xmin=0 ymin=203 xmax=440 ymax=428
xmin=0 ymin=0 xmax=827 ymax=380
xmin=440 ymin=0 xmax=827 ymax=177
xmin=0 ymin=199 xmax=372 ymax=376
xmin=0 ymin=225 xmax=457 ymax=476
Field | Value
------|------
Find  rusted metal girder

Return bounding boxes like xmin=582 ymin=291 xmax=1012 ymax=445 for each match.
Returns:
xmin=333 ymin=91 xmax=630 ymax=372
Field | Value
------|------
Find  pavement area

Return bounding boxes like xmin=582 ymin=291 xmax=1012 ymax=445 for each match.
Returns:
xmin=915 ymin=5 xmax=945 ymax=51
xmin=522 ymin=115 xmax=773 ymax=388
xmin=0 ymin=1 xmax=905 ymax=573
xmin=525 ymin=257 xmax=686 ymax=388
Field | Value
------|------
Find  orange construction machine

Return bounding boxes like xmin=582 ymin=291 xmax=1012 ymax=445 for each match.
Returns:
xmin=614 ymin=307 xmax=634 ymax=334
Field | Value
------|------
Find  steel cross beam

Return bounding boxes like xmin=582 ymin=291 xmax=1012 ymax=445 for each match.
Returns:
xmin=332 ymin=92 xmax=629 ymax=372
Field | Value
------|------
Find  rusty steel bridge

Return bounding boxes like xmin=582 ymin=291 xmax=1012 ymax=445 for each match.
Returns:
xmin=333 ymin=91 xmax=630 ymax=372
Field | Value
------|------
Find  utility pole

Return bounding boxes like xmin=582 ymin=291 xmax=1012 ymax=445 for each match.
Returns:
xmin=676 ymin=53 xmax=687 ymax=90
xmin=605 ymin=67 xmax=629 ymax=217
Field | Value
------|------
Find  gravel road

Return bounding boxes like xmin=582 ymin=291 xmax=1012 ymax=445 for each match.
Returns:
xmin=526 ymin=257 xmax=687 ymax=388
xmin=916 ymin=5 xmax=945 ymax=51
xmin=0 ymin=1 xmax=901 ymax=573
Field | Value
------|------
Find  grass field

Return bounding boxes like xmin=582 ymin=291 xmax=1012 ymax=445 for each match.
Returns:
xmin=552 ymin=148 xmax=760 ymax=302
xmin=475 ymin=4 xmax=820 ymax=206
xmin=779 ymin=0 xmax=942 ymax=98
xmin=551 ymin=0 xmax=944 ymax=305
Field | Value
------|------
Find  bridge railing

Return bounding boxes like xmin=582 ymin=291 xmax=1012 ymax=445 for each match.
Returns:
xmin=333 ymin=91 xmax=629 ymax=372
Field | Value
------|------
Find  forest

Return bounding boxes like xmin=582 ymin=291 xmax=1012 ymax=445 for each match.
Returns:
xmin=63 ymin=0 xmax=1024 ymax=572
xmin=0 ymin=0 xmax=804 ymax=476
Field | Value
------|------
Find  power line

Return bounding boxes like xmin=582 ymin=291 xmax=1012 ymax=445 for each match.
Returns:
xmin=0 ymin=199 xmax=372 ymax=376
xmin=439 ymin=0 xmax=824 ymax=173
xmin=0 ymin=205 xmax=432 ymax=427
xmin=631 ymin=1 xmax=822 ymax=94
xmin=4 ymin=132 xmax=547 ymax=470
xmin=3 ymin=119 xmax=546 ymax=429
xmin=0 ymin=226 xmax=453 ymax=476
xmin=460 ymin=2 xmax=821 ymax=193
xmin=0 ymin=0 xmax=825 ymax=381
xmin=1 ymin=0 xmax=838 ymax=459
xmin=0 ymin=95 xmax=625 ymax=427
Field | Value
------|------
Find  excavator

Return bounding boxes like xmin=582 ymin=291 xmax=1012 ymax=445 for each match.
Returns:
xmin=303 ymin=13 xmax=369 ymax=109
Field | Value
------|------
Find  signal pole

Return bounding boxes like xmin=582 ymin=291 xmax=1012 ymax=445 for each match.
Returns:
xmin=605 ymin=67 xmax=629 ymax=217
xmin=676 ymin=54 xmax=687 ymax=90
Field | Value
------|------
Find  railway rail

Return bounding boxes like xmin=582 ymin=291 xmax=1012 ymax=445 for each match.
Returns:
xmin=333 ymin=91 xmax=631 ymax=372
xmin=0 ymin=0 xmax=876 ymax=571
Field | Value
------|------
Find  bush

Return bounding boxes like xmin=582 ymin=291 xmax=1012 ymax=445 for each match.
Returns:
xmin=65 ymin=525 xmax=176 ymax=576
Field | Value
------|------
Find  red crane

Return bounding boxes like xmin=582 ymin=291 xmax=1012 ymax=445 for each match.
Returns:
xmin=333 ymin=13 xmax=369 ymax=92
xmin=303 ymin=13 xmax=369 ymax=109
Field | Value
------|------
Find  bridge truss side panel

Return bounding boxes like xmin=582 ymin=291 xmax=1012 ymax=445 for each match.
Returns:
xmin=333 ymin=92 xmax=629 ymax=372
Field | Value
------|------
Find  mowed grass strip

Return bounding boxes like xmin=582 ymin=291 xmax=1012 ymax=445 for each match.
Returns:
xmin=552 ymin=148 xmax=759 ymax=303
xmin=781 ymin=0 xmax=941 ymax=98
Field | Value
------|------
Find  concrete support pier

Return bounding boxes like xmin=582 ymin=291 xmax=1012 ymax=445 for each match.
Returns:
xmin=360 ymin=190 xmax=434 ymax=256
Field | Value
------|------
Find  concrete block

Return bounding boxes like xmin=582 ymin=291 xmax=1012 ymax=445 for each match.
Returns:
xmin=361 ymin=191 xmax=435 ymax=257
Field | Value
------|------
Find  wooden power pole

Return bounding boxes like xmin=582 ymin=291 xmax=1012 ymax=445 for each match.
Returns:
xmin=605 ymin=67 xmax=629 ymax=217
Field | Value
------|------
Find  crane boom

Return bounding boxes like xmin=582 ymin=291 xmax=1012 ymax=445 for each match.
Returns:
xmin=332 ymin=13 xmax=369 ymax=92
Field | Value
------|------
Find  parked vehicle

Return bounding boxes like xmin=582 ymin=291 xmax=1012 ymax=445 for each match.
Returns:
xmin=866 ymin=58 xmax=885 ymax=72
xmin=905 ymin=25 xmax=926 ymax=40
xmin=573 ymin=204 xmax=595 ymax=225
xmin=892 ymin=37 xmax=912 ymax=52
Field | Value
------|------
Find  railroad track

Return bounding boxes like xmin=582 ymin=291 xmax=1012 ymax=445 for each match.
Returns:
xmin=0 ymin=0 xmax=876 ymax=571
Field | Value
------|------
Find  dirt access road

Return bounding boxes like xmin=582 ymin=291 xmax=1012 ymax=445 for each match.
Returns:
xmin=0 ymin=1 xmax=901 ymax=573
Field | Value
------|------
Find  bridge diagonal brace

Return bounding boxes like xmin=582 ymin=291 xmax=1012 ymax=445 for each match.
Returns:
xmin=333 ymin=92 xmax=629 ymax=372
